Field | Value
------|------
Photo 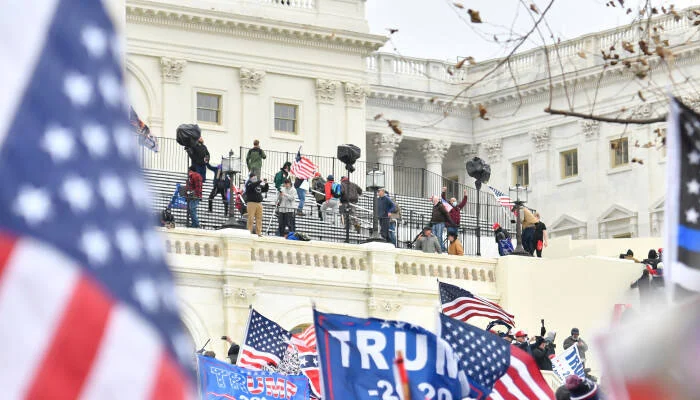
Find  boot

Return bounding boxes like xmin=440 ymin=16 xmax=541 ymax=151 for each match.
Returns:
xmin=208 ymin=200 xmax=213 ymax=213
xmin=296 ymin=209 xmax=304 ymax=216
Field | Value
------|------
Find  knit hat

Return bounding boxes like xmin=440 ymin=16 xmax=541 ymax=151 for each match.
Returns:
xmin=571 ymin=328 xmax=580 ymax=335
xmin=565 ymin=375 xmax=599 ymax=400
xmin=492 ymin=223 xmax=500 ymax=230
xmin=341 ymin=176 xmax=348 ymax=182
xmin=327 ymin=174 xmax=334 ymax=181
xmin=314 ymin=171 xmax=321 ymax=178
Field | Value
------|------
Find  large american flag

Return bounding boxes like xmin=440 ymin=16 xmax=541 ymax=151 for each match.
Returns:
xmin=440 ymin=282 xmax=515 ymax=326
xmin=0 ymin=1 xmax=192 ymax=398
xmin=665 ymin=98 xmax=700 ymax=292
xmin=237 ymin=309 xmax=291 ymax=370
xmin=488 ymin=186 xmax=515 ymax=209
xmin=290 ymin=325 xmax=322 ymax=398
xmin=439 ymin=314 xmax=554 ymax=400
xmin=290 ymin=149 xmax=317 ymax=180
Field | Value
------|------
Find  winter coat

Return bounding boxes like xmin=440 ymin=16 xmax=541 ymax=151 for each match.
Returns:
xmin=213 ymin=167 xmax=231 ymax=191
xmin=246 ymin=147 xmax=266 ymax=169
xmin=274 ymin=168 xmax=289 ymax=191
xmin=187 ymin=170 xmax=203 ymax=199
xmin=340 ymin=181 xmax=362 ymax=204
xmin=441 ymin=192 xmax=467 ymax=226
xmin=532 ymin=346 xmax=553 ymax=370
xmin=324 ymin=180 xmax=336 ymax=201
xmin=563 ymin=336 xmax=588 ymax=362
xmin=514 ymin=341 xmax=532 ymax=355
xmin=494 ymin=227 xmax=510 ymax=242
xmin=448 ymin=239 xmax=464 ymax=256
xmin=377 ymin=195 xmax=396 ymax=218
xmin=311 ymin=177 xmax=326 ymax=202
xmin=245 ymin=179 xmax=264 ymax=203
xmin=431 ymin=203 xmax=454 ymax=225
xmin=187 ymin=143 xmax=210 ymax=166
xmin=415 ymin=235 xmax=441 ymax=254
xmin=278 ymin=186 xmax=297 ymax=210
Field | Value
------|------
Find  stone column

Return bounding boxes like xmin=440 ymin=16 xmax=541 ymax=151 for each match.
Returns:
xmin=420 ymin=140 xmax=450 ymax=197
xmin=316 ymin=79 xmax=339 ymax=156
xmin=160 ymin=57 xmax=186 ymax=140
xmin=344 ymin=82 xmax=368 ymax=153
xmin=372 ymin=133 xmax=402 ymax=193
xmin=239 ymin=68 xmax=265 ymax=154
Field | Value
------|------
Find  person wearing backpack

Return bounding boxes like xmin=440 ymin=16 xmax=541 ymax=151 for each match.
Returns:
xmin=274 ymin=162 xmax=291 ymax=192
xmin=311 ymin=172 xmax=326 ymax=220
xmin=245 ymin=139 xmax=266 ymax=178
xmin=340 ymin=176 xmax=363 ymax=232
xmin=321 ymin=175 xmax=340 ymax=225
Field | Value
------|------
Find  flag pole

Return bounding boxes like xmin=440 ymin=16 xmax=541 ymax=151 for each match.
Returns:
xmin=236 ymin=307 xmax=254 ymax=367
xmin=394 ymin=351 xmax=411 ymax=400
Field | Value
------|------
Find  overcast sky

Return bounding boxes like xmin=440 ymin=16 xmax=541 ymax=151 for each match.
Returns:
xmin=366 ymin=0 xmax=696 ymax=62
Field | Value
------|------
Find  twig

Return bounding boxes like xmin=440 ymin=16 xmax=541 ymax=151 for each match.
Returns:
xmin=543 ymin=107 xmax=666 ymax=124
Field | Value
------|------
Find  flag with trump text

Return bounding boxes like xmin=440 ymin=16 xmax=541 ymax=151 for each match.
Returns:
xmin=238 ymin=308 xmax=292 ymax=370
xmin=314 ymin=309 xmax=468 ymax=400
xmin=439 ymin=281 xmax=516 ymax=326
xmin=438 ymin=314 xmax=554 ymax=400
xmin=665 ymin=98 xmax=700 ymax=292
xmin=0 ymin=0 xmax=193 ymax=398
xmin=198 ymin=355 xmax=309 ymax=400
xmin=290 ymin=148 xmax=317 ymax=180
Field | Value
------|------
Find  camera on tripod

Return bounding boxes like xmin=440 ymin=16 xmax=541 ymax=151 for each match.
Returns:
xmin=337 ymin=144 xmax=361 ymax=173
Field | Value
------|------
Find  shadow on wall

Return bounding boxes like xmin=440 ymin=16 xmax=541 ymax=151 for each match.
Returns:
xmin=545 ymin=236 xmax=663 ymax=259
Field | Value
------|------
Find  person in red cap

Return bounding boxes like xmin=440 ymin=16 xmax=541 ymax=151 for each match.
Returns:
xmin=513 ymin=330 xmax=531 ymax=354
xmin=493 ymin=223 xmax=513 ymax=256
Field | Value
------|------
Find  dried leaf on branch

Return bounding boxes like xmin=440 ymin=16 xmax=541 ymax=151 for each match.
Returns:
xmin=467 ymin=9 xmax=483 ymax=23
xmin=373 ymin=113 xmax=383 ymax=121
xmin=622 ymin=41 xmax=635 ymax=53
xmin=478 ymin=104 xmax=489 ymax=120
xmin=529 ymin=4 xmax=539 ymax=14
xmin=631 ymin=158 xmax=644 ymax=165
xmin=386 ymin=28 xmax=399 ymax=34
xmin=638 ymin=40 xmax=652 ymax=55
xmin=453 ymin=2 xmax=464 ymax=9
xmin=642 ymin=142 xmax=654 ymax=148
xmin=638 ymin=90 xmax=646 ymax=101
xmin=577 ymin=51 xmax=587 ymax=59
xmin=387 ymin=120 xmax=402 ymax=135
xmin=656 ymin=46 xmax=673 ymax=59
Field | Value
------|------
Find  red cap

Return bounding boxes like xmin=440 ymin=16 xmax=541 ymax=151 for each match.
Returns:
xmin=492 ymin=223 xmax=500 ymax=230
xmin=515 ymin=330 xmax=527 ymax=338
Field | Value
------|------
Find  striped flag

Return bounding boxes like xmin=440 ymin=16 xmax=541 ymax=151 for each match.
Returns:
xmin=290 ymin=149 xmax=317 ymax=180
xmin=439 ymin=314 xmax=554 ymax=400
xmin=237 ymin=309 xmax=291 ymax=370
xmin=439 ymin=282 xmax=515 ymax=326
xmin=291 ymin=324 xmax=316 ymax=349
xmin=665 ymin=98 xmax=700 ymax=292
xmin=0 ymin=1 xmax=192 ymax=398
xmin=488 ymin=186 xmax=515 ymax=209
xmin=290 ymin=325 xmax=321 ymax=398
xmin=129 ymin=106 xmax=159 ymax=153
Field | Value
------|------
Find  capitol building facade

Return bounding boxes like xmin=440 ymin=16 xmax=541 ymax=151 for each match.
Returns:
xmin=108 ymin=0 xmax=696 ymax=376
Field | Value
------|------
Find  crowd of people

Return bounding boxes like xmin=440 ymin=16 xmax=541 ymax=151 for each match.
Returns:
xmin=628 ymin=248 xmax=666 ymax=308
xmin=174 ymin=139 xmax=552 ymax=257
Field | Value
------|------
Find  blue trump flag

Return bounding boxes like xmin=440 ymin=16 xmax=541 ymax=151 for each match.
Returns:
xmin=197 ymin=355 xmax=310 ymax=400
xmin=314 ymin=310 xmax=468 ymax=400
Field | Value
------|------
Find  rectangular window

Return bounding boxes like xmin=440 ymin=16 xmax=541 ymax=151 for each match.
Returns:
xmin=512 ymin=160 xmax=529 ymax=187
xmin=610 ymin=138 xmax=629 ymax=167
xmin=274 ymin=103 xmax=298 ymax=133
xmin=196 ymin=93 xmax=221 ymax=124
xmin=560 ymin=149 xmax=578 ymax=178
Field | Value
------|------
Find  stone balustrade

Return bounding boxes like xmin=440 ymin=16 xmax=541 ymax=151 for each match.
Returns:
xmin=366 ymin=8 xmax=698 ymax=96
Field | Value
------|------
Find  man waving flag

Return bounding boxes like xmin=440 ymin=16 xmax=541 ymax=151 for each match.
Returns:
xmin=0 ymin=1 xmax=193 ymax=398
xmin=290 ymin=148 xmax=317 ymax=180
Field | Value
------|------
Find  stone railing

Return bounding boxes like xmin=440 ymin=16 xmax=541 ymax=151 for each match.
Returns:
xmin=367 ymin=7 xmax=699 ymax=95
xmin=161 ymin=227 xmax=498 ymax=293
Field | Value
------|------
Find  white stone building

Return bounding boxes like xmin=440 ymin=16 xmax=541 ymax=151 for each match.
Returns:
xmin=121 ymin=0 xmax=700 ymax=238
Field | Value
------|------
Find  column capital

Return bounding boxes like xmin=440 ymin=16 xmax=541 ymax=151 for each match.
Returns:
xmin=420 ymin=140 xmax=450 ymax=164
xmin=240 ymin=68 xmax=266 ymax=94
xmin=373 ymin=133 xmax=403 ymax=159
xmin=530 ymin=127 xmax=550 ymax=152
xmin=160 ymin=57 xmax=187 ymax=84
xmin=316 ymin=79 xmax=339 ymax=104
xmin=344 ymin=82 xmax=369 ymax=108
xmin=483 ymin=139 xmax=502 ymax=163
xmin=460 ymin=144 xmax=479 ymax=160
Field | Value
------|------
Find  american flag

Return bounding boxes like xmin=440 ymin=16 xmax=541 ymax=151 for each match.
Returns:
xmin=440 ymin=282 xmax=515 ymax=326
xmin=665 ymin=98 xmax=700 ymax=292
xmin=129 ymin=106 xmax=158 ymax=153
xmin=290 ymin=325 xmax=321 ymax=398
xmin=0 ymin=1 xmax=192 ymax=398
xmin=439 ymin=314 xmax=554 ymax=400
xmin=290 ymin=149 xmax=317 ymax=180
xmin=488 ymin=186 xmax=515 ymax=209
xmin=238 ymin=309 xmax=291 ymax=370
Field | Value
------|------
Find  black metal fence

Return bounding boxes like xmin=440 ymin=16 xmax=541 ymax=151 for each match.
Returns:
xmin=139 ymin=136 xmax=515 ymax=255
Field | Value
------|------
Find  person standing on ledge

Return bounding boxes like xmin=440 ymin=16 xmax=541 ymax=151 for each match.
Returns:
xmin=441 ymin=186 xmax=468 ymax=236
xmin=246 ymin=139 xmax=266 ymax=178
xmin=245 ymin=172 xmax=265 ymax=237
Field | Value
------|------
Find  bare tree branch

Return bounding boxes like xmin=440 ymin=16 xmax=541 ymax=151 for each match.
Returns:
xmin=543 ymin=107 xmax=666 ymax=124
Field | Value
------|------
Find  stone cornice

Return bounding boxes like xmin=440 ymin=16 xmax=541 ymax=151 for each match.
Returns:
xmin=126 ymin=1 xmax=386 ymax=55
xmin=367 ymin=92 xmax=471 ymax=117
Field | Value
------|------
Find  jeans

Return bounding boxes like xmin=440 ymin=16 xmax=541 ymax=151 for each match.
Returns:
xmin=522 ymin=227 xmax=535 ymax=254
xmin=432 ymin=223 xmax=446 ymax=252
xmin=380 ymin=217 xmax=390 ymax=241
xmin=296 ymin=188 xmax=306 ymax=210
xmin=188 ymin=198 xmax=200 ymax=228
xmin=388 ymin=220 xmax=397 ymax=247
xmin=278 ymin=212 xmax=296 ymax=236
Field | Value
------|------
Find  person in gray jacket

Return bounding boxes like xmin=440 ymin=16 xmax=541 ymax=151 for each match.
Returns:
xmin=277 ymin=179 xmax=297 ymax=236
xmin=414 ymin=226 xmax=441 ymax=254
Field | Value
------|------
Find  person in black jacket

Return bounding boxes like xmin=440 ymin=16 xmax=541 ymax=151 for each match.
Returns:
xmin=245 ymin=173 xmax=267 ymax=236
xmin=513 ymin=330 xmax=531 ymax=354
xmin=532 ymin=337 xmax=553 ymax=370
xmin=223 ymin=336 xmax=240 ymax=364
xmin=208 ymin=164 xmax=231 ymax=215
xmin=186 ymin=137 xmax=211 ymax=182
xmin=340 ymin=177 xmax=363 ymax=233
xmin=430 ymin=195 xmax=454 ymax=252
xmin=630 ymin=268 xmax=652 ymax=309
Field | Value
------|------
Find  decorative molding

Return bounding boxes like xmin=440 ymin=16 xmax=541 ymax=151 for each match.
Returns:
xmin=631 ymin=103 xmax=653 ymax=119
xmin=344 ymin=82 xmax=369 ymax=108
xmin=223 ymin=285 xmax=256 ymax=301
xmin=580 ymin=120 xmax=600 ymax=141
xmin=460 ymin=144 xmax=479 ymax=160
xmin=681 ymin=95 xmax=700 ymax=113
xmin=373 ymin=133 xmax=403 ymax=159
xmin=366 ymin=94 xmax=471 ymax=117
xmin=160 ymin=57 xmax=186 ymax=83
xmin=530 ymin=127 xmax=550 ymax=152
xmin=240 ymin=68 xmax=266 ymax=93
xmin=483 ymin=139 xmax=502 ymax=163
xmin=367 ymin=297 xmax=402 ymax=314
xmin=315 ymin=79 xmax=339 ymax=104
xmin=420 ymin=140 xmax=450 ymax=164
xmin=126 ymin=5 xmax=386 ymax=56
